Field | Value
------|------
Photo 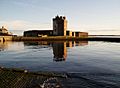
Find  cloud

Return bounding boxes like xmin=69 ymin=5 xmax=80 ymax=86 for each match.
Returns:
xmin=0 ymin=20 xmax=27 ymax=29
xmin=0 ymin=20 xmax=51 ymax=30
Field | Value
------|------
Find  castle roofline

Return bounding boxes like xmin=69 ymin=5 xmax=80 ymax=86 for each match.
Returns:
xmin=24 ymin=30 xmax=53 ymax=32
xmin=53 ymin=15 xmax=66 ymax=20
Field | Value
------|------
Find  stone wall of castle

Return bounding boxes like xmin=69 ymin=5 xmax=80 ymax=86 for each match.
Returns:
xmin=53 ymin=16 xmax=67 ymax=36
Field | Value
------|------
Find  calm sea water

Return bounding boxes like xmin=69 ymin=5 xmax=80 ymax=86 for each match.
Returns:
xmin=0 ymin=41 xmax=120 ymax=73
xmin=1 ymin=41 xmax=120 ymax=87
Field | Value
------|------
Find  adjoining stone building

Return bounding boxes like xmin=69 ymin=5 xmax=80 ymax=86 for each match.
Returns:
xmin=75 ymin=32 xmax=88 ymax=37
xmin=24 ymin=30 xmax=53 ymax=37
xmin=24 ymin=15 xmax=88 ymax=37
xmin=66 ymin=31 xmax=72 ymax=36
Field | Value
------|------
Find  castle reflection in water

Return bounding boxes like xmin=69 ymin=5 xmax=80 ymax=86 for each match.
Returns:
xmin=52 ymin=41 xmax=88 ymax=61
xmin=0 ymin=41 xmax=88 ymax=62
xmin=52 ymin=42 xmax=67 ymax=61
xmin=23 ymin=41 xmax=88 ymax=62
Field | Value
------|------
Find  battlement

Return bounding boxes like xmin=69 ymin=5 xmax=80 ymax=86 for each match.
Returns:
xmin=53 ymin=15 xmax=66 ymax=21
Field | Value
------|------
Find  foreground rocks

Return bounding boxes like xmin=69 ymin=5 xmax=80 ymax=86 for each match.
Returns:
xmin=0 ymin=67 xmax=120 ymax=88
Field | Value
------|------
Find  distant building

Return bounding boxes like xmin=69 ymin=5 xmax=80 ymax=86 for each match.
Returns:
xmin=0 ymin=26 xmax=8 ymax=34
xmin=0 ymin=26 xmax=12 ymax=36
xmin=24 ymin=15 xmax=88 ymax=37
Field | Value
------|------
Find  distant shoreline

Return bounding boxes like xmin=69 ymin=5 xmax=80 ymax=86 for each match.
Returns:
xmin=88 ymin=35 xmax=120 ymax=36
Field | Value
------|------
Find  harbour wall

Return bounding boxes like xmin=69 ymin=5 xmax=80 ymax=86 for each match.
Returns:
xmin=0 ymin=36 xmax=13 ymax=42
xmin=1 ymin=36 xmax=120 ymax=42
xmin=12 ymin=36 xmax=120 ymax=42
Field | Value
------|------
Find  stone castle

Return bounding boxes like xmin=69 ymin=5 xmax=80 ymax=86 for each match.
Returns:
xmin=24 ymin=15 xmax=88 ymax=37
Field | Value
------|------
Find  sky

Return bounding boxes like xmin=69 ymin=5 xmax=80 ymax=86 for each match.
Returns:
xmin=0 ymin=0 xmax=120 ymax=35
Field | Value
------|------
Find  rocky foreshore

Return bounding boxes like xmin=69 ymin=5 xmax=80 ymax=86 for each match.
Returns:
xmin=0 ymin=67 xmax=67 ymax=88
xmin=0 ymin=67 xmax=120 ymax=88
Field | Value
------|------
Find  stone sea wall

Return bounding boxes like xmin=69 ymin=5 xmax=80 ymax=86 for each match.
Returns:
xmin=0 ymin=36 xmax=13 ymax=42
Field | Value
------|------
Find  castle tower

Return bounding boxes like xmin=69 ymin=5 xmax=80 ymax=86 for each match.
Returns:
xmin=53 ymin=15 xmax=67 ymax=36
